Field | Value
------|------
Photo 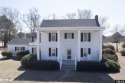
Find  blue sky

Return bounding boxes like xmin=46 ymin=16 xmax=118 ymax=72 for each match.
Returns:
xmin=0 ymin=0 xmax=125 ymax=36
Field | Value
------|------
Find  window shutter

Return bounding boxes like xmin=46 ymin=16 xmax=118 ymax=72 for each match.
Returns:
xmin=15 ymin=47 xmax=17 ymax=51
xmin=81 ymin=33 xmax=83 ymax=42
xmin=88 ymin=48 xmax=91 ymax=54
xmin=88 ymin=33 xmax=91 ymax=42
xmin=56 ymin=48 xmax=58 ymax=57
xmin=56 ymin=33 xmax=57 ymax=42
xmin=32 ymin=48 xmax=33 ymax=53
xmin=49 ymin=48 xmax=51 ymax=56
xmin=65 ymin=33 xmax=67 ymax=39
xmin=49 ymin=33 xmax=51 ymax=42
xmin=81 ymin=48 xmax=83 ymax=57
xmin=72 ymin=33 xmax=74 ymax=39
xmin=23 ymin=47 xmax=25 ymax=50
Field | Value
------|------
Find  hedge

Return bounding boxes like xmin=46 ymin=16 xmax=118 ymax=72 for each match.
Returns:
xmin=1 ymin=51 xmax=13 ymax=58
xmin=77 ymin=60 xmax=120 ymax=72
xmin=103 ymin=45 xmax=115 ymax=50
xmin=102 ymin=54 xmax=118 ymax=62
xmin=21 ymin=54 xmax=59 ymax=70
xmin=120 ymin=49 xmax=125 ymax=56
xmin=122 ymin=43 xmax=125 ymax=48
xmin=103 ymin=48 xmax=116 ymax=55
xmin=16 ymin=50 xmax=29 ymax=59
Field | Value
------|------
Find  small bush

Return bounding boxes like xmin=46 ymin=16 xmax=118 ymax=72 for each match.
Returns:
xmin=21 ymin=54 xmax=59 ymax=70
xmin=102 ymin=54 xmax=118 ymax=62
xmin=16 ymin=50 xmax=29 ymax=59
xmin=122 ymin=43 xmax=125 ymax=48
xmin=103 ymin=48 xmax=116 ymax=55
xmin=103 ymin=45 xmax=115 ymax=50
xmin=77 ymin=61 xmax=107 ymax=71
xmin=120 ymin=49 xmax=125 ymax=56
xmin=105 ymin=60 xmax=120 ymax=72
xmin=1 ymin=51 xmax=13 ymax=58
xmin=77 ymin=61 xmax=120 ymax=72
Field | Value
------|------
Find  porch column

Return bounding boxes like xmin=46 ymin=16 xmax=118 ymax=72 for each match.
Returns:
xmin=99 ymin=30 xmax=102 ymax=61
xmin=78 ymin=30 xmax=80 ymax=61
xmin=37 ymin=30 xmax=40 ymax=60
xmin=57 ymin=30 xmax=60 ymax=62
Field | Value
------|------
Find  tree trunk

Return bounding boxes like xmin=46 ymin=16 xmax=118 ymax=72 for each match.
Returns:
xmin=116 ymin=43 xmax=118 ymax=51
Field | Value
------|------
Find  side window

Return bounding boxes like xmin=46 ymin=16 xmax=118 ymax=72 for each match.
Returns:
xmin=81 ymin=33 xmax=91 ymax=42
xmin=81 ymin=48 xmax=91 ymax=57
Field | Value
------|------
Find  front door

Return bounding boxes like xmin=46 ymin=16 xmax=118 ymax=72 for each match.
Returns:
xmin=67 ymin=48 xmax=71 ymax=59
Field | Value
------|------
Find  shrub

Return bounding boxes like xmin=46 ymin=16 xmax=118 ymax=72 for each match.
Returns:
xmin=21 ymin=54 xmax=59 ymax=70
xmin=102 ymin=54 xmax=118 ymax=62
xmin=1 ymin=51 xmax=13 ymax=58
xmin=103 ymin=45 xmax=115 ymax=50
xmin=16 ymin=50 xmax=29 ymax=59
xmin=105 ymin=60 xmax=120 ymax=72
xmin=120 ymin=49 xmax=125 ymax=56
xmin=102 ymin=48 xmax=116 ymax=55
xmin=122 ymin=43 xmax=125 ymax=48
xmin=77 ymin=61 xmax=107 ymax=71
xmin=77 ymin=60 xmax=120 ymax=72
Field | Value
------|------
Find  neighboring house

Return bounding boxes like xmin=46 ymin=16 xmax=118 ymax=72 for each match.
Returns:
xmin=8 ymin=15 xmax=103 ymax=70
xmin=7 ymin=38 xmax=37 ymax=55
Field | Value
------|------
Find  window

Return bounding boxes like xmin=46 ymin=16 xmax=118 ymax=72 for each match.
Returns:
xmin=15 ymin=47 xmax=25 ymax=51
xmin=84 ymin=33 xmax=88 ymax=41
xmin=81 ymin=33 xmax=91 ymax=42
xmin=49 ymin=48 xmax=57 ymax=57
xmin=65 ymin=33 xmax=74 ymax=39
xmin=81 ymin=48 xmax=91 ymax=57
xmin=51 ymin=49 xmax=56 ymax=56
xmin=49 ymin=33 xmax=57 ymax=42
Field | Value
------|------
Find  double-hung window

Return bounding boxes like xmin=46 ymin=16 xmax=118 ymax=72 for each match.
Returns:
xmin=65 ymin=33 xmax=74 ymax=39
xmin=49 ymin=33 xmax=57 ymax=42
xmin=49 ymin=48 xmax=58 ymax=57
xmin=81 ymin=48 xmax=91 ymax=57
xmin=81 ymin=33 xmax=91 ymax=42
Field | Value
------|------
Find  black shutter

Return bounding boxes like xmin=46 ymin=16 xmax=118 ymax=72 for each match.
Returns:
xmin=56 ymin=48 xmax=58 ymax=57
xmin=88 ymin=33 xmax=91 ymax=42
xmin=32 ymin=48 xmax=33 ymax=53
xmin=49 ymin=48 xmax=51 ymax=56
xmin=49 ymin=33 xmax=51 ymax=42
xmin=65 ymin=33 xmax=67 ymax=39
xmin=23 ymin=47 xmax=25 ymax=50
xmin=81 ymin=48 xmax=83 ymax=57
xmin=56 ymin=33 xmax=57 ymax=42
xmin=88 ymin=48 xmax=91 ymax=54
xmin=15 ymin=47 xmax=16 ymax=51
xmin=81 ymin=33 xmax=83 ymax=42
xmin=72 ymin=33 xmax=74 ymax=39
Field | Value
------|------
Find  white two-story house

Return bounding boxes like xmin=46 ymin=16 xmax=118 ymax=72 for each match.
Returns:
xmin=35 ymin=15 xmax=103 ymax=63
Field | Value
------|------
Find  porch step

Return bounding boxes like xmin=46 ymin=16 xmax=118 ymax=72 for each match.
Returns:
xmin=61 ymin=60 xmax=75 ymax=70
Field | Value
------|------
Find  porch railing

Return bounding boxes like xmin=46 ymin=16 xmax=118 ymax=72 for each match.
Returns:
xmin=75 ymin=56 xmax=77 ymax=70
xmin=60 ymin=56 xmax=62 ymax=70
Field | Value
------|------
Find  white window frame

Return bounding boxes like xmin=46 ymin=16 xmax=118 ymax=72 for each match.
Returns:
xmin=51 ymin=48 xmax=56 ymax=56
xmin=83 ymin=33 xmax=88 ymax=42
xmin=66 ymin=33 xmax=72 ymax=39
xmin=83 ymin=48 xmax=88 ymax=57
xmin=51 ymin=33 xmax=56 ymax=41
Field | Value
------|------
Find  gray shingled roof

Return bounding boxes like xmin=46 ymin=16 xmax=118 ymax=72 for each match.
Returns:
xmin=8 ymin=38 xmax=32 ymax=45
xmin=41 ymin=19 xmax=99 ymax=27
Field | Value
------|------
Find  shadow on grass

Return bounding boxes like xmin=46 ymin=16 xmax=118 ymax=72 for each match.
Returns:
xmin=0 ymin=56 xmax=20 ymax=61
xmin=14 ymin=66 xmax=115 ymax=83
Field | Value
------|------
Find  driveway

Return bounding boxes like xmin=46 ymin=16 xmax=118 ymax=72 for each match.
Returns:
xmin=0 ymin=52 xmax=125 ymax=83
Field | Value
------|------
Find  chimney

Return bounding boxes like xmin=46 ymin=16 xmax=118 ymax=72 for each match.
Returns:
xmin=95 ymin=15 xmax=100 ymax=27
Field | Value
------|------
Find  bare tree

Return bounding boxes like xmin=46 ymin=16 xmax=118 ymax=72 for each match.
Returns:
xmin=21 ymin=8 xmax=40 ymax=41
xmin=66 ymin=13 xmax=76 ymax=19
xmin=77 ymin=9 xmax=92 ymax=19
xmin=99 ymin=16 xmax=110 ymax=28
xmin=112 ymin=25 xmax=123 ymax=51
